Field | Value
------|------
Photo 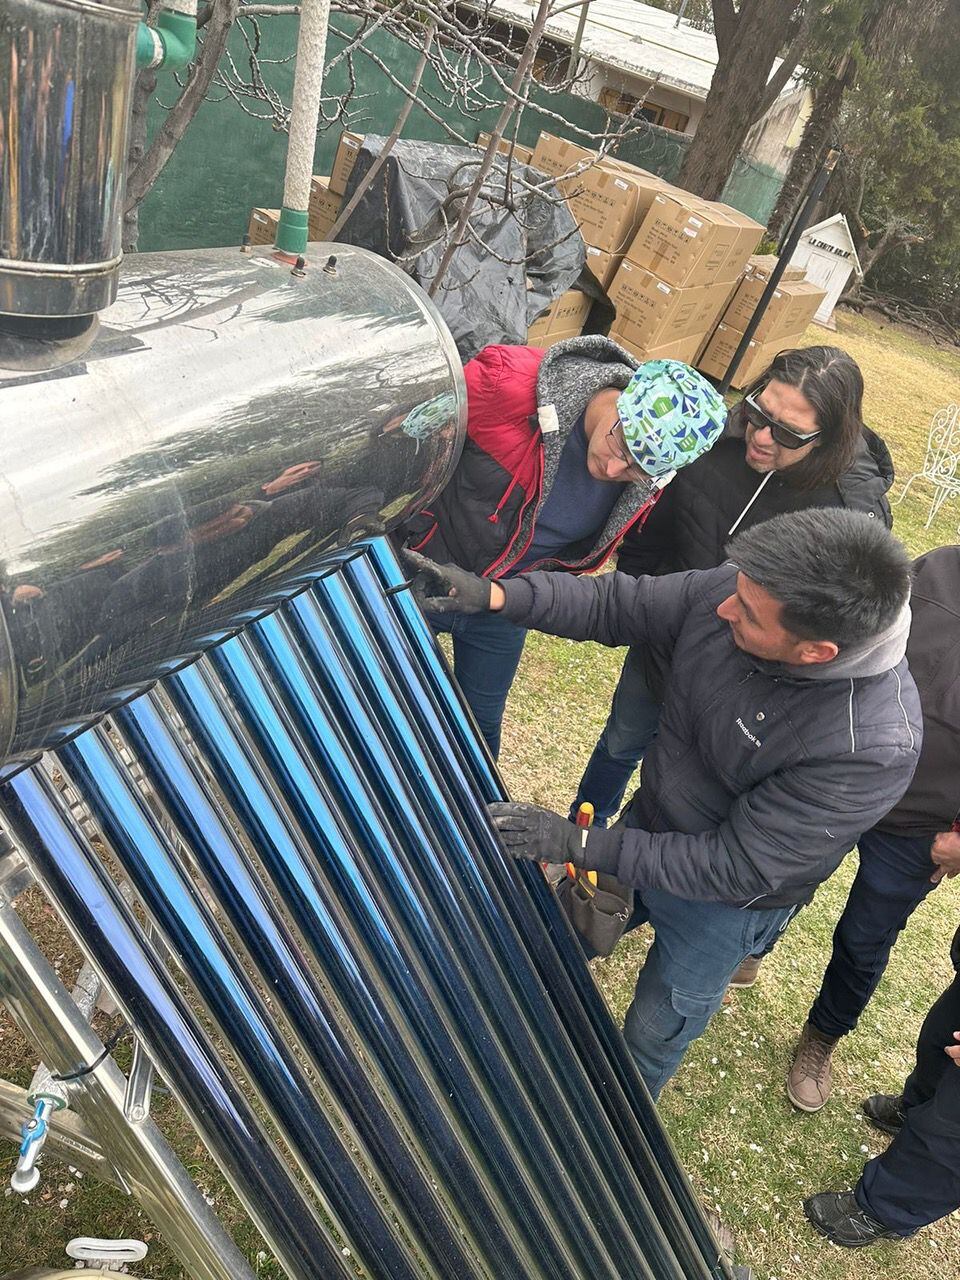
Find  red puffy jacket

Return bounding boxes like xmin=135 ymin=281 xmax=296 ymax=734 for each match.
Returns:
xmin=404 ymin=344 xmax=654 ymax=577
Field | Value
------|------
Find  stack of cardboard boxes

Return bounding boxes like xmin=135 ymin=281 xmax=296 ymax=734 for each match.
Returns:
xmin=247 ymin=131 xmax=365 ymax=248
xmin=606 ymin=188 xmax=763 ymax=364
xmin=525 ymin=132 xmax=765 ymax=361
xmin=696 ymin=254 xmax=827 ymax=386
xmin=246 ymin=207 xmax=281 ymax=247
xmin=530 ymin=133 xmax=673 ymax=294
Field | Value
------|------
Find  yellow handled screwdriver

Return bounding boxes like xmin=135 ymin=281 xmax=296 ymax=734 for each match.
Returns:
xmin=566 ymin=802 xmax=598 ymax=889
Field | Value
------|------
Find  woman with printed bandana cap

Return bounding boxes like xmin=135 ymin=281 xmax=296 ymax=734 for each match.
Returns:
xmin=397 ymin=336 xmax=726 ymax=759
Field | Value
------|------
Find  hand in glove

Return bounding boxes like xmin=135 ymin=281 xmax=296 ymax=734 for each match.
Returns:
xmin=400 ymin=548 xmax=493 ymax=615
xmin=487 ymin=801 xmax=621 ymax=871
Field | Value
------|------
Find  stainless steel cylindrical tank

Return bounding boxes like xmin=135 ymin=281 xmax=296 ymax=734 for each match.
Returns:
xmin=0 ymin=243 xmax=466 ymax=770
xmin=0 ymin=0 xmax=140 ymax=326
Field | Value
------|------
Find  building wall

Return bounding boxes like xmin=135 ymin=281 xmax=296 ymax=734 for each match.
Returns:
xmin=742 ymin=87 xmax=811 ymax=175
xmin=579 ymin=63 xmax=703 ymax=136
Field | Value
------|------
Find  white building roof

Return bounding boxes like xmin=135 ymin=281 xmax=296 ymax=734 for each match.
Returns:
xmin=799 ymin=214 xmax=864 ymax=278
xmin=477 ymin=0 xmax=802 ymax=102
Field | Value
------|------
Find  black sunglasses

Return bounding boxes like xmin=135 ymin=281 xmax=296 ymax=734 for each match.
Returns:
xmin=743 ymin=393 xmax=822 ymax=451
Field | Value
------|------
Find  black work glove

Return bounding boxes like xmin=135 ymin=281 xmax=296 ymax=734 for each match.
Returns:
xmin=488 ymin=801 xmax=621 ymax=870
xmin=400 ymin=548 xmax=493 ymax=615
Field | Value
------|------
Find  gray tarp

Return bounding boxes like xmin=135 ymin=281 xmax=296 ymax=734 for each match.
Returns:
xmin=337 ymin=135 xmax=609 ymax=360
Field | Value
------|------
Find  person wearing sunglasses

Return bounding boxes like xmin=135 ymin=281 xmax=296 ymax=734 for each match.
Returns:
xmin=572 ymin=344 xmax=895 ymax=830
xmin=397 ymin=337 xmax=727 ymax=759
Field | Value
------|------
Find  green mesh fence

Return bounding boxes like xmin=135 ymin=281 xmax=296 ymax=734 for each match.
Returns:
xmin=138 ymin=17 xmax=783 ymax=252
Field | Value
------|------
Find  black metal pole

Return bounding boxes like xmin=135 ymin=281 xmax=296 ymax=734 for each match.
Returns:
xmin=718 ymin=148 xmax=841 ymax=394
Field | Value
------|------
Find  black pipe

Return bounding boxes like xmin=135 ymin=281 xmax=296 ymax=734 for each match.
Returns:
xmin=719 ymin=149 xmax=841 ymax=394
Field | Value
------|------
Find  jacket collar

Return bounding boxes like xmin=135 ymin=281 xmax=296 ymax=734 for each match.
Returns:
xmin=778 ymin=600 xmax=912 ymax=681
xmin=740 ymin=600 xmax=912 ymax=684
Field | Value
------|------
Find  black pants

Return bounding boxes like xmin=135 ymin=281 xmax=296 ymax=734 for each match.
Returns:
xmin=855 ymin=970 xmax=960 ymax=1234
xmin=808 ymin=827 xmax=937 ymax=1037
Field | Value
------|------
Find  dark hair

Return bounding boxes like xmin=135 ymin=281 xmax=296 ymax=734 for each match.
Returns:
xmin=726 ymin=508 xmax=911 ymax=647
xmin=740 ymin=345 xmax=865 ymax=491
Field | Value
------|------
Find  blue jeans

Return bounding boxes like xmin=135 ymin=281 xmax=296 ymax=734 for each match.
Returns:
xmin=616 ymin=887 xmax=795 ymax=1099
xmin=427 ymin=610 xmax=528 ymax=760
xmin=574 ymin=646 xmax=660 ymax=823
xmin=856 ymin=971 xmax=960 ymax=1234
xmin=808 ymin=827 xmax=937 ymax=1039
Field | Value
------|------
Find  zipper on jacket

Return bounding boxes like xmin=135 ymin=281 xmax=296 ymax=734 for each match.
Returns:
xmin=487 ymin=433 xmax=541 ymax=525
xmin=484 ymin=446 xmax=545 ymax=577
xmin=514 ymin=497 xmax=656 ymax=577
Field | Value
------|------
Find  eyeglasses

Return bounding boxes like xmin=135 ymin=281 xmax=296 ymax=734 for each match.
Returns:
xmin=743 ymin=393 xmax=822 ymax=451
xmin=605 ymin=421 xmax=649 ymax=482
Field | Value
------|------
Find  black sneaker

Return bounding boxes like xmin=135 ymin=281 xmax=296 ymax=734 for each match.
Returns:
xmin=803 ymin=1191 xmax=901 ymax=1248
xmin=862 ymin=1093 xmax=906 ymax=1136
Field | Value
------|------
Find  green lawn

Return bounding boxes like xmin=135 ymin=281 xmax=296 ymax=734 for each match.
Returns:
xmin=497 ymin=310 xmax=960 ymax=1280
xmin=1 ymin=310 xmax=958 ymax=1278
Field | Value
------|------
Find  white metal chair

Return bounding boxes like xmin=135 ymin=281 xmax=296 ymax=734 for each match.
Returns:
xmin=894 ymin=403 xmax=960 ymax=528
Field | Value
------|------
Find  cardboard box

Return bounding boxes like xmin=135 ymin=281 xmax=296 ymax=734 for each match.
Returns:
xmin=476 ymin=131 xmax=534 ymax=166
xmin=625 ymin=192 xmax=763 ymax=289
xmin=531 ymin=133 xmax=670 ymax=254
xmin=609 ymin=327 xmax=705 ymax=366
xmin=329 ymin=132 xmax=364 ymax=197
xmin=527 ymin=289 xmax=592 ymax=341
xmin=723 ymin=278 xmax=827 ymax=342
xmin=745 ymin=253 xmax=806 ymax=284
xmin=309 ymin=175 xmax=342 ymax=239
xmin=697 ymin=322 xmax=807 ymax=388
xmin=531 ymin=131 xmax=596 ymax=179
xmin=528 ymin=326 xmax=584 ymax=350
xmin=608 ymin=260 xmax=732 ymax=347
xmin=247 ymin=208 xmax=279 ymax=247
xmin=584 ymin=245 xmax=623 ymax=291
xmin=707 ymin=201 xmax=766 ymax=283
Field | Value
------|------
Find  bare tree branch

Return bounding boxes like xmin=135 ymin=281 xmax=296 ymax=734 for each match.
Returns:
xmin=327 ymin=20 xmax=438 ymax=240
xmin=126 ymin=0 xmax=242 ymax=212
xmin=429 ymin=0 xmax=553 ymax=295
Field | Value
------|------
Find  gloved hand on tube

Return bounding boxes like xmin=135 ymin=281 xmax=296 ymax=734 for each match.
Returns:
xmin=488 ymin=801 xmax=622 ymax=872
xmin=400 ymin=548 xmax=494 ymax=615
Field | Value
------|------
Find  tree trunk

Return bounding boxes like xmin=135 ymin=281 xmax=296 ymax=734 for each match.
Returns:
xmin=122 ymin=0 xmax=162 ymax=252
xmin=766 ymin=66 xmax=849 ymax=243
xmin=858 ymin=223 xmax=923 ymax=282
xmin=123 ymin=68 xmax=159 ymax=252
xmin=676 ymin=0 xmax=808 ymax=199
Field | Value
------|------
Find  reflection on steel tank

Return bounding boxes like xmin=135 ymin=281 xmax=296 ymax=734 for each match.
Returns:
xmin=0 ymin=245 xmax=466 ymax=771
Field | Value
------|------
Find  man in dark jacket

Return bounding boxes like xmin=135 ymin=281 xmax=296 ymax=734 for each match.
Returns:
xmin=575 ymin=345 xmax=895 ymax=824
xmin=804 ymin=924 xmax=960 ymax=1247
xmin=786 ymin=544 xmax=960 ymax=1112
xmin=403 ymin=509 xmax=921 ymax=1096
xmin=400 ymin=338 xmax=725 ymax=758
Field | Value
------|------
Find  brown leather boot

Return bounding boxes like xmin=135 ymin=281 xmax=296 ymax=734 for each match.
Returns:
xmin=786 ymin=1021 xmax=839 ymax=1112
xmin=729 ymin=954 xmax=763 ymax=988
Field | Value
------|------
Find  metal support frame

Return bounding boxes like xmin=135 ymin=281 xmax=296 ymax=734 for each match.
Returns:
xmin=0 ymin=879 xmax=255 ymax=1280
